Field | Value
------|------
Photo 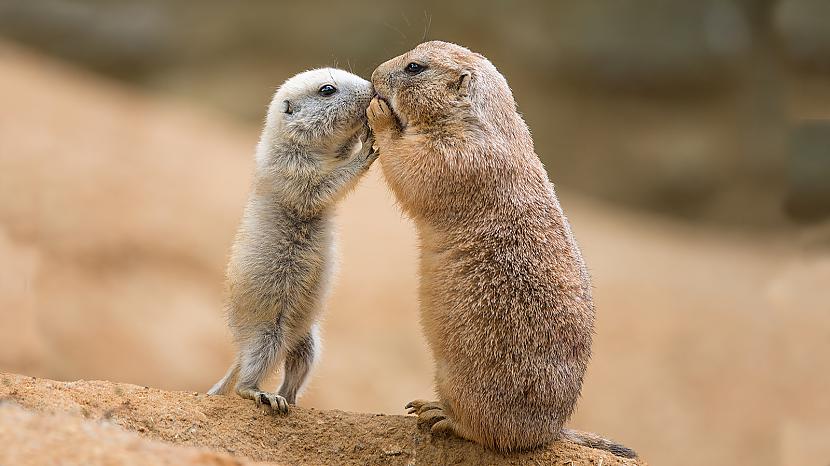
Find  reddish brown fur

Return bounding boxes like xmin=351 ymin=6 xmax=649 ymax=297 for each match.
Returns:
xmin=367 ymin=41 xmax=633 ymax=458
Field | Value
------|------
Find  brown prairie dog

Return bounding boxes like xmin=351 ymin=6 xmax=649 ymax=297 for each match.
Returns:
xmin=367 ymin=41 xmax=635 ymax=458
xmin=208 ymin=68 xmax=375 ymax=414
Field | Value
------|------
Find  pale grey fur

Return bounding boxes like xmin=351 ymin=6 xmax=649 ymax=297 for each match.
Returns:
xmin=207 ymin=69 xmax=375 ymax=414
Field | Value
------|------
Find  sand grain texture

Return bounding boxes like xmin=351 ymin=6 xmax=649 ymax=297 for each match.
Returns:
xmin=0 ymin=373 xmax=644 ymax=465
xmin=0 ymin=403 xmax=258 ymax=466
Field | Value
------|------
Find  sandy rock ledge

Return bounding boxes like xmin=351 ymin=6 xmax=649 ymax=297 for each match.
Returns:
xmin=0 ymin=372 xmax=645 ymax=465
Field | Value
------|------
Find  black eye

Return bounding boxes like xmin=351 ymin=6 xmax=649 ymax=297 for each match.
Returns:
xmin=318 ymin=84 xmax=337 ymax=96
xmin=405 ymin=62 xmax=426 ymax=74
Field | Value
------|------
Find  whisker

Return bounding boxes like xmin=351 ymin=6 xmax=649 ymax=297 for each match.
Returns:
xmin=383 ymin=21 xmax=408 ymax=42
xmin=422 ymin=10 xmax=432 ymax=42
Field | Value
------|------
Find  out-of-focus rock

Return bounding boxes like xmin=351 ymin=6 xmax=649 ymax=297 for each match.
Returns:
xmin=0 ymin=0 xmax=172 ymax=78
xmin=775 ymin=0 xmax=830 ymax=70
xmin=548 ymin=0 xmax=751 ymax=90
xmin=784 ymin=122 xmax=830 ymax=223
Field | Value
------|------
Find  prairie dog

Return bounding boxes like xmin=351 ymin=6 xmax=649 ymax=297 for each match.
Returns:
xmin=367 ymin=41 xmax=635 ymax=457
xmin=208 ymin=68 xmax=376 ymax=414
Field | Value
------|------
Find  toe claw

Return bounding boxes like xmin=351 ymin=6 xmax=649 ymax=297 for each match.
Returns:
xmin=406 ymin=399 xmax=428 ymax=411
xmin=417 ymin=402 xmax=443 ymax=414
xmin=430 ymin=419 xmax=457 ymax=436
xmin=277 ymin=396 xmax=289 ymax=414
xmin=249 ymin=391 xmax=290 ymax=415
xmin=418 ymin=409 xmax=447 ymax=428
xmin=406 ymin=400 xmax=443 ymax=415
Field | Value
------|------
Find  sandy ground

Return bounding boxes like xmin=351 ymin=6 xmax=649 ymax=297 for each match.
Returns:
xmin=0 ymin=373 xmax=643 ymax=465
xmin=1 ymin=41 xmax=828 ymax=465
xmin=0 ymin=403 xmax=258 ymax=466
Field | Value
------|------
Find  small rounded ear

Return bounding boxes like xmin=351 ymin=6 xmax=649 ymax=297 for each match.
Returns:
xmin=455 ymin=71 xmax=472 ymax=97
xmin=282 ymin=100 xmax=293 ymax=114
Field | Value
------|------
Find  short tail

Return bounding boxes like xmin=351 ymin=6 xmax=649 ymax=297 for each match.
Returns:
xmin=561 ymin=428 xmax=637 ymax=459
xmin=207 ymin=359 xmax=240 ymax=395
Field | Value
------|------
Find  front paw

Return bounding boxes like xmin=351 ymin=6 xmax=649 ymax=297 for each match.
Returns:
xmin=367 ymin=97 xmax=398 ymax=134
xmin=353 ymin=135 xmax=378 ymax=170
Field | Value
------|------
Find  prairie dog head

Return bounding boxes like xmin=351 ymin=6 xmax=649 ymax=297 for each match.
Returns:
xmin=370 ymin=41 xmax=516 ymax=131
xmin=258 ymin=68 xmax=373 ymax=168
xmin=369 ymin=42 xmax=536 ymax=224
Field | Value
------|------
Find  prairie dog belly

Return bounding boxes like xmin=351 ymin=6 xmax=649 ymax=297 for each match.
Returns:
xmin=227 ymin=210 xmax=335 ymax=342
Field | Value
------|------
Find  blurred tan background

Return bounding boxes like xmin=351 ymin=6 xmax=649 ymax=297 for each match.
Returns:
xmin=0 ymin=1 xmax=828 ymax=465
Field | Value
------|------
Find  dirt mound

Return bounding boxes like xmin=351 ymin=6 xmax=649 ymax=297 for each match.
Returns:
xmin=0 ymin=404 xmax=255 ymax=466
xmin=0 ymin=373 xmax=644 ymax=465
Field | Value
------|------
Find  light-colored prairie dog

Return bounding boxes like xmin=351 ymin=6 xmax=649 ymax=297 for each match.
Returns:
xmin=367 ymin=41 xmax=635 ymax=457
xmin=208 ymin=68 xmax=376 ymax=413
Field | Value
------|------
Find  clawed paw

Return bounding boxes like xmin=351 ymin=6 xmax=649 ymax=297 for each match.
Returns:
xmin=429 ymin=419 xmax=458 ymax=436
xmin=242 ymin=390 xmax=289 ymax=415
xmin=406 ymin=399 xmax=443 ymax=416
xmin=405 ymin=400 xmax=448 ymax=429
xmin=406 ymin=399 xmax=464 ymax=437
xmin=367 ymin=97 xmax=397 ymax=133
xmin=257 ymin=391 xmax=289 ymax=414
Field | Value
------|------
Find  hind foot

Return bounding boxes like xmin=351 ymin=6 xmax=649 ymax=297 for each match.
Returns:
xmin=405 ymin=400 xmax=465 ymax=438
xmin=238 ymin=388 xmax=289 ymax=415
xmin=406 ymin=399 xmax=443 ymax=416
